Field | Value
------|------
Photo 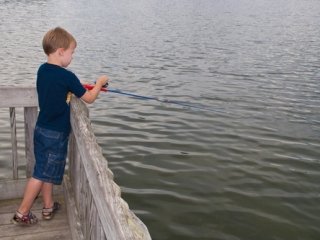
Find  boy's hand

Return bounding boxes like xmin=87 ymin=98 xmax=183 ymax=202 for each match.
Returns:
xmin=96 ymin=75 xmax=109 ymax=88
xmin=81 ymin=75 xmax=109 ymax=104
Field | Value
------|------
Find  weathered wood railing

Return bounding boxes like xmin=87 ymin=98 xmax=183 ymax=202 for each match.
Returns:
xmin=65 ymin=97 xmax=151 ymax=240
xmin=0 ymin=86 xmax=151 ymax=240
xmin=0 ymin=86 xmax=38 ymax=180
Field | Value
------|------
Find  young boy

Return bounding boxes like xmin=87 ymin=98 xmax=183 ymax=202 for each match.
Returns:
xmin=12 ymin=27 xmax=108 ymax=224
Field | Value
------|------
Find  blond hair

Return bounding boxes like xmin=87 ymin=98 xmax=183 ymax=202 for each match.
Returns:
xmin=42 ymin=27 xmax=77 ymax=55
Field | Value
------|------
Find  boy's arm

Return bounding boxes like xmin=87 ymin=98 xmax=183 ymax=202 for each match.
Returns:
xmin=81 ymin=75 xmax=108 ymax=104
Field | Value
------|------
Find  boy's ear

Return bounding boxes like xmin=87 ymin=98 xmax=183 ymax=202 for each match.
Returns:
xmin=57 ymin=48 xmax=64 ymax=56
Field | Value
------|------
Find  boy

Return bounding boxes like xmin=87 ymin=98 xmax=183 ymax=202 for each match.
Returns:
xmin=12 ymin=27 xmax=108 ymax=224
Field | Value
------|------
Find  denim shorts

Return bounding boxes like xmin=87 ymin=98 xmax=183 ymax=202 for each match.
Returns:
xmin=32 ymin=126 xmax=69 ymax=185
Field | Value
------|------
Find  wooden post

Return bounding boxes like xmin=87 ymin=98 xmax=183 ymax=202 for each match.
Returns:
xmin=10 ymin=107 xmax=18 ymax=179
xmin=24 ymin=106 xmax=38 ymax=177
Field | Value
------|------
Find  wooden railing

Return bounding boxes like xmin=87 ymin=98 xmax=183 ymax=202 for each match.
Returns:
xmin=0 ymin=86 xmax=151 ymax=240
xmin=0 ymin=86 xmax=38 ymax=180
xmin=66 ymin=97 xmax=151 ymax=240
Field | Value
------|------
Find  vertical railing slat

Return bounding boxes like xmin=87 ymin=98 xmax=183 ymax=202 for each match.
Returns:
xmin=10 ymin=107 xmax=18 ymax=179
xmin=24 ymin=106 xmax=38 ymax=177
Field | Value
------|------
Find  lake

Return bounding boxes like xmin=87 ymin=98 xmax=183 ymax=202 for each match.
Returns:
xmin=0 ymin=0 xmax=319 ymax=239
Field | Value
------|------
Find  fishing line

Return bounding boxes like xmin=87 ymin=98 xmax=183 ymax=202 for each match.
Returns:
xmin=83 ymin=84 xmax=225 ymax=113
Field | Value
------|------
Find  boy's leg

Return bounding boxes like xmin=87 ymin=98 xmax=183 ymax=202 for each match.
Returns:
xmin=41 ymin=182 xmax=61 ymax=220
xmin=41 ymin=182 xmax=54 ymax=208
xmin=17 ymin=177 xmax=43 ymax=215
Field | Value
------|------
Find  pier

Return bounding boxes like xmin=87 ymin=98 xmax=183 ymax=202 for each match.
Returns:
xmin=0 ymin=86 xmax=151 ymax=240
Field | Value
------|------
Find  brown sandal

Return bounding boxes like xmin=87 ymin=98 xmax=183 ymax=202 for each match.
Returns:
xmin=42 ymin=202 xmax=61 ymax=220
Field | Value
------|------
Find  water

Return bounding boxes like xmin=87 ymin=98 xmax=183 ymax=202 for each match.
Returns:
xmin=0 ymin=0 xmax=320 ymax=239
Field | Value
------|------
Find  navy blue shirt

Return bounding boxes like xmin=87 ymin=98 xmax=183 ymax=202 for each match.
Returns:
xmin=36 ymin=63 xmax=86 ymax=134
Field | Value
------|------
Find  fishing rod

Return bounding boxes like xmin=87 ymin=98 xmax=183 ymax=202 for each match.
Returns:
xmin=83 ymin=83 xmax=224 ymax=113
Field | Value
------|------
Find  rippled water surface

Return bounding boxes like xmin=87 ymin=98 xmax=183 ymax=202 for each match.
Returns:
xmin=1 ymin=0 xmax=320 ymax=239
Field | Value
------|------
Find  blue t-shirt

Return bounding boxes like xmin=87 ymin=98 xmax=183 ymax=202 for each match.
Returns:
xmin=36 ymin=63 xmax=86 ymax=134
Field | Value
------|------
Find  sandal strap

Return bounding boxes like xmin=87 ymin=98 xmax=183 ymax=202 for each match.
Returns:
xmin=42 ymin=202 xmax=61 ymax=213
xmin=15 ymin=211 xmax=24 ymax=218
xmin=14 ymin=211 xmax=38 ymax=224
xmin=42 ymin=208 xmax=52 ymax=214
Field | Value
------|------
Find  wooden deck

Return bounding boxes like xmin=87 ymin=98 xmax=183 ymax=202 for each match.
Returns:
xmin=0 ymin=187 xmax=71 ymax=240
xmin=0 ymin=86 xmax=151 ymax=240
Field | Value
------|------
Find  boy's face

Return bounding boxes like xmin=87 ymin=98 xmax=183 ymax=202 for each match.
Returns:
xmin=60 ymin=42 xmax=76 ymax=67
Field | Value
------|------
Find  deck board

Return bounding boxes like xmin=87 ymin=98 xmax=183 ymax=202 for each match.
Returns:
xmin=0 ymin=194 xmax=72 ymax=239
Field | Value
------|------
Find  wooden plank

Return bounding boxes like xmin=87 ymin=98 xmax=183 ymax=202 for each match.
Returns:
xmin=0 ymin=214 xmax=70 ymax=238
xmin=0 ymin=179 xmax=63 ymax=201
xmin=0 ymin=194 xmax=65 ymax=215
xmin=0 ymin=194 xmax=71 ymax=240
xmin=63 ymin=176 xmax=84 ymax=240
xmin=0 ymin=208 xmax=66 ymax=225
xmin=77 ymin=166 xmax=89 ymax=239
xmin=24 ymin=106 xmax=38 ymax=177
xmin=68 ymin=132 xmax=81 ymax=205
xmin=0 ymin=179 xmax=27 ymax=201
xmin=0 ymin=86 xmax=38 ymax=108
xmin=9 ymin=107 xmax=18 ymax=179
xmin=0 ymin=229 xmax=72 ymax=240
xmin=0 ymin=196 xmax=42 ymax=214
